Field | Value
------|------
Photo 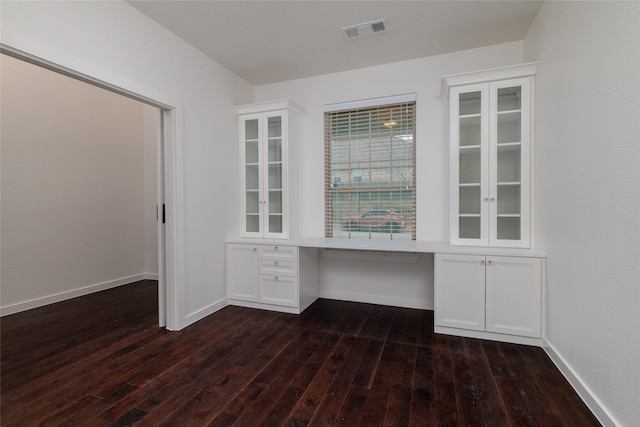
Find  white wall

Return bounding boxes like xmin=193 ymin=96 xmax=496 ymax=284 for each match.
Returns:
xmin=1 ymin=54 xmax=158 ymax=314
xmin=524 ymin=2 xmax=640 ymax=426
xmin=1 ymin=1 xmax=254 ymax=328
xmin=254 ymin=42 xmax=523 ymax=308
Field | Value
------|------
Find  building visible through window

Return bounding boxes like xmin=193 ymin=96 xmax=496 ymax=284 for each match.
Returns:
xmin=324 ymin=97 xmax=416 ymax=239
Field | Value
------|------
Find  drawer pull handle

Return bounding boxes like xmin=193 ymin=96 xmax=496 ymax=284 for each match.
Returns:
xmin=275 ymin=276 xmax=279 ymax=280
xmin=274 ymin=261 xmax=279 ymax=265
xmin=274 ymin=246 xmax=279 ymax=250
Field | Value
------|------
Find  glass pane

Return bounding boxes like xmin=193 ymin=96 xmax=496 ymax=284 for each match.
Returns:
xmin=497 ymin=86 xmax=522 ymax=145
xmin=245 ymin=119 xmax=259 ymax=164
xmin=459 ymin=217 xmax=481 ymax=239
xmin=497 ymin=113 xmax=521 ymax=144
xmin=268 ymin=163 xmax=282 ymax=190
xmin=245 ymin=119 xmax=259 ymax=140
xmin=269 ymin=190 xmax=282 ymax=214
xmin=497 ymin=217 xmax=520 ymax=240
xmin=459 ymin=91 xmax=481 ymax=115
xmin=459 ymin=150 xmax=481 ymax=185
xmin=268 ymin=116 xmax=282 ymax=139
xmin=245 ymin=164 xmax=259 ymax=190
xmin=246 ymin=214 xmax=260 ymax=233
xmin=325 ymin=102 xmax=416 ymax=240
xmin=497 ymin=145 xmax=521 ymax=183
xmin=268 ymin=138 xmax=282 ymax=163
xmin=459 ymin=185 xmax=481 ymax=215
xmin=246 ymin=191 xmax=259 ymax=214
xmin=245 ymin=117 xmax=260 ymax=234
xmin=459 ymin=116 xmax=481 ymax=147
xmin=245 ymin=140 xmax=259 ymax=164
xmin=269 ymin=215 xmax=283 ymax=233
xmin=497 ymin=86 xmax=521 ymax=112
xmin=497 ymin=184 xmax=521 ymax=216
xmin=329 ymin=190 xmax=413 ymax=238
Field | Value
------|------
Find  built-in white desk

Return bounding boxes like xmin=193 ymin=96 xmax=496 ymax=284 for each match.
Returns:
xmin=228 ymin=236 xmax=545 ymax=257
xmin=225 ymin=237 xmax=545 ymax=346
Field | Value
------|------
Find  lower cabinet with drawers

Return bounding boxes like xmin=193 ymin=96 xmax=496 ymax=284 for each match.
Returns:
xmin=226 ymin=243 xmax=320 ymax=314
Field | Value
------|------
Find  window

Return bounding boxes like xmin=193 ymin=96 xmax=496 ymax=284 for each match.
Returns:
xmin=324 ymin=95 xmax=416 ymax=239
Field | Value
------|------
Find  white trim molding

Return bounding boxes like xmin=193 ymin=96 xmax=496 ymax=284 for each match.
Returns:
xmin=441 ymin=62 xmax=538 ymax=98
xmin=323 ymin=93 xmax=417 ymax=113
xmin=543 ymin=339 xmax=620 ymax=427
xmin=0 ymin=274 xmax=153 ymax=317
xmin=184 ymin=297 xmax=228 ymax=325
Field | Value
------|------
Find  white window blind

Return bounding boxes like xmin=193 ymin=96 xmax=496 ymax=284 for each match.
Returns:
xmin=324 ymin=100 xmax=416 ymax=239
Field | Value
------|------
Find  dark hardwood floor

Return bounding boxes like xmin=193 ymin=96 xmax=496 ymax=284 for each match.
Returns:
xmin=1 ymin=280 xmax=600 ymax=426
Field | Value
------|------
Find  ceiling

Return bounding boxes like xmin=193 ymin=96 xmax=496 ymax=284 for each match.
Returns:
xmin=127 ymin=0 xmax=542 ymax=86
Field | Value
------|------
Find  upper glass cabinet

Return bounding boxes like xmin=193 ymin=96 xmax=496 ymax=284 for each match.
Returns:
xmin=444 ymin=64 xmax=535 ymax=248
xmin=237 ymin=100 xmax=303 ymax=239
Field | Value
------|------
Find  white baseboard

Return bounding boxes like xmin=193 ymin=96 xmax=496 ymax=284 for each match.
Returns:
xmin=182 ymin=297 xmax=228 ymax=329
xmin=319 ymin=289 xmax=433 ymax=310
xmin=0 ymin=273 xmax=155 ymax=317
xmin=543 ymin=339 xmax=619 ymax=427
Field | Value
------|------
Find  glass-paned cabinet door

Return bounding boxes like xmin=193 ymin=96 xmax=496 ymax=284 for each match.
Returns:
xmin=238 ymin=108 xmax=291 ymax=238
xmin=489 ymin=78 xmax=531 ymax=247
xmin=451 ymin=84 xmax=489 ymax=244
xmin=266 ymin=115 xmax=284 ymax=234
xmin=237 ymin=99 xmax=302 ymax=239
xmin=446 ymin=64 xmax=534 ymax=248
xmin=243 ymin=117 xmax=261 ymax=234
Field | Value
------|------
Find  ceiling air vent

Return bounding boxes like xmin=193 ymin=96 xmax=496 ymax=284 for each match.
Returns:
xmin=341 ymin=19 xmax=388 ymax=40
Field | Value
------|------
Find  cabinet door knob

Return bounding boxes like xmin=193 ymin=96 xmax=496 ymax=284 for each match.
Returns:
xmin=480 ymin=259 xmax=485 ymax=265
xmin=484 ymin=197 xmax=490 ymax=202
xmin=274 ymin=246 xmax=279 ymax=250
xmin=274 ymin=261 xmax=279 ymax=265
xmin=275 ymin=276 xmax=279 ymax=280
xmin=490 ymin=197 xmax=496 ymax=202
xmin=487 ymin=259 xmax=493 ymax=264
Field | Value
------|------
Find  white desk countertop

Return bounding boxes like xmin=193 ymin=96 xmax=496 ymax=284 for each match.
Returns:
xmin=226 ymin=237 xmax=546 ymax=258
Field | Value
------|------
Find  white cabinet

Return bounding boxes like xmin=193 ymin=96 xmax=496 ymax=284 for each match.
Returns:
xmin=444 ymin=64 xmax=535 ymax=248
xmin=226 ymin=243 xmax=319 ymax=314
xmin=434 ymin=253 xmax=542 ymax=344
xmin=434 ymin=254 xmax=487 ymax=331
xmin=226 ymin=243 xmax=259 ymax=301
xmin=258 ymin=245 xmax=299 ymax=307
xmin=485 ymin=256 xmax=541 ymax=337
xmin=236 ymin=100 xmax=302 ymax=239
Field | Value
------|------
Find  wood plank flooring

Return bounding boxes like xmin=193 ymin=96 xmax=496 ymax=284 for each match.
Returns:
xmin=1 ymin=280 xmax=601 ymax=426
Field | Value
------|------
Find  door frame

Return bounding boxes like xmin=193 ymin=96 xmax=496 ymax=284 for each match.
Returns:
xmin=1 ymin=44 xmax=182 ymax=330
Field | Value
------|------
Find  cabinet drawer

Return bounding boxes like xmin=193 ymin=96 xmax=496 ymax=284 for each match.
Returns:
xmin=258 ymin=260 xmax=298 ymax=277
xmin=259 ymin=275 xmax=298 ymax=307
xmin=258 ymin=245 xmax=298 ymax=261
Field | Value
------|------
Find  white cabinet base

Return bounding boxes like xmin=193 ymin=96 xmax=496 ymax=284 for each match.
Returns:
xmin=434 ymin=253 xmax=543 ymax=346
xmin=227 ymin=243 xmax=319 ymax=314
xmin=434 ymin=325 xmax=542 ymax=346
xmin=260 ymin=275 xmax=298 ymax=308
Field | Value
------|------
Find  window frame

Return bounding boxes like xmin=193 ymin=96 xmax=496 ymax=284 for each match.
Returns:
xmin=324 ymin=94 xmax=417 ymax=240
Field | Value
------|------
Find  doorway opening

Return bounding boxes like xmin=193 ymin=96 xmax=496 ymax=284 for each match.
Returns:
xmin=0 ymin=45 xmax=177 ymax=329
